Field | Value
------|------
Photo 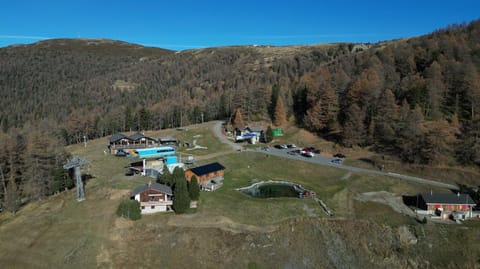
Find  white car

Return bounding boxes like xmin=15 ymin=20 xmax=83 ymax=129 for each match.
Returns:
xmin=302 ymin=152 xmax=314 ymax=157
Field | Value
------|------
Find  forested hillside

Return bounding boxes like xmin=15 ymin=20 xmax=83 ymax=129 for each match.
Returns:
xmin=0 ymin=20 xmax=479 ymax=211
xmin=296 ymin=20 xmax=480 ymax=165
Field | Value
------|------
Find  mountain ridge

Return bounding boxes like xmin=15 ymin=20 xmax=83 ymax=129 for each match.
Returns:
xmin=0 ymin=20 xmax=479 ymax=165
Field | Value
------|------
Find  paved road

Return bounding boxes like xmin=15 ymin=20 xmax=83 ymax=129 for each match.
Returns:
xmin=212 ymin=121 xmax=459 ymax=190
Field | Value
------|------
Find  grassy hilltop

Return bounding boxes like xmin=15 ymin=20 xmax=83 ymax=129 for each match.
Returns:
xmin=0 ymin=121 xmax=479 ymax=268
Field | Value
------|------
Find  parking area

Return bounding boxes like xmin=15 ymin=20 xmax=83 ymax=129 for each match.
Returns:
xmin=258 ymin=145 xmax=344 ymax=166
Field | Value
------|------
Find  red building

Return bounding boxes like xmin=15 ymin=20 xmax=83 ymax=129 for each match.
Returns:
xmin=420 ymin=192 xmax=476 ymax=219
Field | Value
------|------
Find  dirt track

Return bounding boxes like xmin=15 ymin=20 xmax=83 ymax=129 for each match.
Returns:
xmin=354 ymin=191 xmax=416 ymax=217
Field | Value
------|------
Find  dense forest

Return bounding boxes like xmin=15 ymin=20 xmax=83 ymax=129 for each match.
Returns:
xmin=0 ymin=20 xmax=479 ymax=211
xmin=297 ymin=21 xmax=480 ymax=166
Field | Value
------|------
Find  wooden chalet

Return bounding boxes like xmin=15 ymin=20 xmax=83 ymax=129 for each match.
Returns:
xmin=130 ymin=182 xmax=173 ymax=214
xmin=108 ymin=132 xmax=158 ymax=154
xmin=185 ymin=162 xmax=225 ymax=191
xmin=420 ymin=192 xmax=476 ymax=219
xmin=129 ymin=132 xmax=157 ymax=147
xmin=109 ymin=133 xmax=132 ymax=148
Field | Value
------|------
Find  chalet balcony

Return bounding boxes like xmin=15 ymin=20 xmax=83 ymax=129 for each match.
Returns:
xmin=110 ymin=143 xmax=159 ymax=149
xmin=140 ymin=200 xmax=173 ymax=207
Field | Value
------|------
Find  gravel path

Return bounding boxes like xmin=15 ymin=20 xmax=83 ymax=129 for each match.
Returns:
xmin=212 ymin=121 xmax=243 ymax=151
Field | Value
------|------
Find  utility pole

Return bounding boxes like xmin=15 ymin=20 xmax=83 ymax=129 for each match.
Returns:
xmin=83 ymin=135 xmax=87 ymax=148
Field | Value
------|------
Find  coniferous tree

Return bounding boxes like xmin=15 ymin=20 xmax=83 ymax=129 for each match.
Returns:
xmin=304 ymin=99 xmax=322 ymax=132
xmin=188 ymin=175 xmax=200 ymax=201
xmin=138 ymin=107 xmax=152 ymax=130
xmin=273 ymin=96 xmax=287 ymax=126
xmin=457 ymin=115 xmax=480 ymax=165
xmin=232 ymin=108 xmax=245 ymax=130
xmin=342 ymin=103 xmax=365 ymax=147
xmin=423 ymin=119 xmax=457 ymax=164
xmin=173 ymin=177 xmax=190 ymax=214
xmin=463 ymin=62 xmax=480 ymax=119
xmin=398 ymin=105 xmax=427 ymax=163
xmin=424 ymin=61 xmax=446 ymax=120
xmin=157 ymin=164 xmax=173 ymax=186
xmin=172 ymin=166 xmax=185 ymax=186
xmin=4 ymin=177 xmax=20 ymax=214
xmin=374 ymin=89 xmax=399 ymax=152
xmin=269 ymin=84 xmax=280 ymax=119
xmin=265 ymin=126 xmax=274 ymax=143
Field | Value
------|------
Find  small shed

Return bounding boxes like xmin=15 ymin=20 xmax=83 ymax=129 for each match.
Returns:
xmin=159 ymin=137 xmax=178 ymax=145
xmin=273 ymin=128 xmax=283 ymax=137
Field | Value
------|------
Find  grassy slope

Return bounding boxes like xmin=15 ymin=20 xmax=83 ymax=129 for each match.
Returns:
xmin=0 ymin=121 xmax=479 ymax=268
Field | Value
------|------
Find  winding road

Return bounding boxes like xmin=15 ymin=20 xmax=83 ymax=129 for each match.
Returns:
xmin=212 ymin=121 xmax=459 ymax=191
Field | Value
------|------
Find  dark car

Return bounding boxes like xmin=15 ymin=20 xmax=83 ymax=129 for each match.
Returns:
xmin=274 ymin=144 xmax=287 ymax=149
xmin=333 ymin=153 xmax=346 ymax=158
xmin=331 ymin=158 xmax=343 ymax=164
xmin=115 ymin=150 xmax=127 ymax=157
xmin=286 ymin=144 xmax=297 ymax=148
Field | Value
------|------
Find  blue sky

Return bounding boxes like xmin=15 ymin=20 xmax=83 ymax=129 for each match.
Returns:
xmin=1 ymin=0 xmax=479 ymax=50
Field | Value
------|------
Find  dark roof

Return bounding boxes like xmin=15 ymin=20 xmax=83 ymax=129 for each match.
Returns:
xmin=109 ymin=133 xmax=128 ymax=143
xmin=129 ymin=132 xmax=156 ymax=142
xmin=159 ymin=137 xmax=177 ymax=142
xmin=421 ymin=193 xmax=476 ymax=205
xmin=246 ymin=127 xmax=264 ymax=133
xmin=131 ymin=182 xmax=172 ymax=196
xmin=189 ymin=162 xmax=225 ymax=176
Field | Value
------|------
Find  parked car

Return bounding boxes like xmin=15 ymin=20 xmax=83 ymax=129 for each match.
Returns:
xmin=300 ymin=148 xmax=311 ymax=154
xmin=302 ymin=152 xmax=314 ymax=158
xmin=287 ymin=150 xmax=297 ymax=155
xmin=115 ymin=150 xmax=127 ymax=157
xmin=274 ymin=144 xmax=287 ymax=149
xmin=333 ymin=153 xmax=346 ymax=158
xmin=331 ymin=158 xmax=343 ymax=164
xmin=287 ymin=144 xmax=297 ymax=148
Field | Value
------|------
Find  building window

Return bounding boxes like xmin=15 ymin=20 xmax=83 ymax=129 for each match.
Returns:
xmin=151 ymin=206 xmax=155 ymax=209
xmin=141 ymin=206 xmax=145 ymax=209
